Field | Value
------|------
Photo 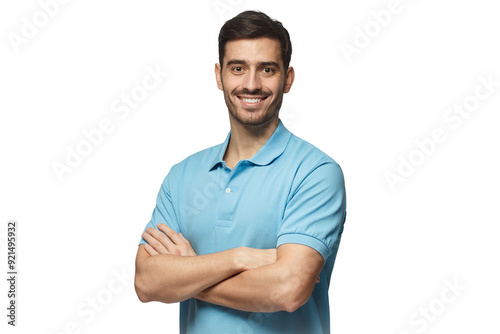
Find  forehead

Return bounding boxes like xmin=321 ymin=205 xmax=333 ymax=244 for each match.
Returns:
xmin=223 ymin=38 xmax=282 ymax=66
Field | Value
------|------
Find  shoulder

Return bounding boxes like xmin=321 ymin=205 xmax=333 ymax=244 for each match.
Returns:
xmin=286 ymin=132 xmax=343 ymax=178
xmin=162 ymin=142 xmax=222 ymax=184
xmin=282 ymin=134 xmax=346 ymax=216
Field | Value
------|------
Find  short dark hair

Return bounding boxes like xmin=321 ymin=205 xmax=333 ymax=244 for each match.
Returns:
xmin=218 ymin=11 xmax=292 ymax=70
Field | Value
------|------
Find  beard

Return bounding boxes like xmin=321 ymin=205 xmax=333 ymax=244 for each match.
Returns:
xmin=222 ymin=85 xmax=284 ymax=126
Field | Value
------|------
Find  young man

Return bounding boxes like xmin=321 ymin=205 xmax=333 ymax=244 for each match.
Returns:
xmin=135 ymin=10 xmax=347 ymax=334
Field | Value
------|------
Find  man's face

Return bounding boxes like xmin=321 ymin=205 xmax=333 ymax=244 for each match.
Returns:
xmin=215 ymin=38 xmax=294 ymax=126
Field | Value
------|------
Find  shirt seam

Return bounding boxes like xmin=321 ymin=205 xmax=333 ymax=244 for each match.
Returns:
xmin=277 ymin=232 xmax=331 ymax=254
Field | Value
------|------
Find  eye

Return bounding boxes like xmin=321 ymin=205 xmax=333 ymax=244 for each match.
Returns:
xmin=262 ymin=67 xmax=276 ymax=76
xmin=232 ymin=66 xmax=243 ymax=72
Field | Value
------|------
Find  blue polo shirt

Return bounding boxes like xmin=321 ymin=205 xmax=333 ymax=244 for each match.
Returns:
xmin=140 ymin=119 xmax=347 ymax=334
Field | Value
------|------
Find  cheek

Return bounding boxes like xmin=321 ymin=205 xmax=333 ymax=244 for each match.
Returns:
xmin=268 ymin=83 xmax=284 ymax=98
xmin=267 ymin=77 xmax=285 ymax=92
xmin=225 ymin=83 xmax=240 ymax=95
xmin=222 ymin=74 xmax=241 ymax=89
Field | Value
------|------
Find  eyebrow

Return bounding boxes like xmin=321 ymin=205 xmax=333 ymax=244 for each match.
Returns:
xmin=226 ymin=59 xmax=281 ymax=69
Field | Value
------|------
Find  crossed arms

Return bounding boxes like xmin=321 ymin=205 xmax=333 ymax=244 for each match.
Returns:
xmin=134 ymin=223 xmax=324 ymax=313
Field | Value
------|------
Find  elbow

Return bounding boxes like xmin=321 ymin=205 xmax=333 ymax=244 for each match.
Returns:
xmin=137 ymin=291 xmax=151 ymax=304
xmin=135 ymin=274 xmax=153 ymax=303
xmin=134 ymin=272 xmax=183 ymax=304
xmin=282 ymin=302 xmax=303 ymax=313
xmin=276 ymin=272 xmax=313 ymax=313
xmin=280 ymin=292 xmax=308 ymax=313
xmin=135 ymin=250 xmax=181 ymax=303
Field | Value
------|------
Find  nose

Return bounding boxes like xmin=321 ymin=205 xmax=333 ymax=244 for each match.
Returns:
xmin=242 ymin=69 xmax=262 ymax=92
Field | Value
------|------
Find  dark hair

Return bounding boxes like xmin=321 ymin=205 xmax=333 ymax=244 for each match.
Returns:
xmin=218 ymin=11 xmax=292 ymax=70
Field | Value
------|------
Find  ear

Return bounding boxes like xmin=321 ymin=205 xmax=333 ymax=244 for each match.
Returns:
xmin=283 ymin=66 xmax=295 ymax=93
xmin=215 ymin=63 xmax=223 ymax=91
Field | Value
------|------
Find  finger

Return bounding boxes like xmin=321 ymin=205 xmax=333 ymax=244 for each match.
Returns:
xmin=179 ymin=233 xmax=190 ymax=244
xmin=179 ymin=233 xmax=197 ymax=256
xmin=142 ymin=230 xmax=169 ymax=254
xmin=157 ymin=223 xmax=183 ymax=245
xmin=147 ymin=226 xmax=177 ymax=249
xmin=144 ymin=243 xmax=160 ymax=256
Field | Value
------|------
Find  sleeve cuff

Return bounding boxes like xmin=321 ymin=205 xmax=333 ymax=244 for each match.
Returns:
xmin=277 ymin=233 xmax=330 ymax=262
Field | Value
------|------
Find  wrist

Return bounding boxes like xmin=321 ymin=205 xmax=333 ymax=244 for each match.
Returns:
xmin=231 ymin=247 xmax=250 ymax=272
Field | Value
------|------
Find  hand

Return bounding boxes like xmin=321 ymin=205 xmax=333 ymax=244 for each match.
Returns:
xmin=142 ymin=223 xmax=197 ymax=257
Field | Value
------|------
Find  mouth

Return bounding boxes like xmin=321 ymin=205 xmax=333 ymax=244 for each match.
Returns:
xmin=237 ymin=95 xmax=269 ymax=106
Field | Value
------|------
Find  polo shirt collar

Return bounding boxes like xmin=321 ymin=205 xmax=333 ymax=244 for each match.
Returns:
xmin=209 ymin=119 xmax=292 ymax=171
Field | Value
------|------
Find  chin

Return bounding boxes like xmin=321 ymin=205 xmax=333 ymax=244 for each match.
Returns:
xmin=231 ymin=110 xmax=278 ymax=126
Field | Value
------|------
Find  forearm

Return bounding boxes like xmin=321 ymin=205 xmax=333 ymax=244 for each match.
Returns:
xmin=196 ymin=244 xmax=323 ymax=313
xmin=135 ymin=246 xmax=244 ymax=303
xmin=196 ymin=262 xmax=309 ymax=313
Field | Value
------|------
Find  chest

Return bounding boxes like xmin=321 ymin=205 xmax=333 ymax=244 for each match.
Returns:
xmin=176 ymin=164 xmax=292 ymax=254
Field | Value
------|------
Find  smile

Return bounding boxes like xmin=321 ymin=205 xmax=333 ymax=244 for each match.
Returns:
xmin=237 ymin=96 xmax=268 ymax=105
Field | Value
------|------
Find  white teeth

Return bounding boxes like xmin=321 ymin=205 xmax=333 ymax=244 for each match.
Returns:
xmin=241 ymin=98 xmax=262 ymax=103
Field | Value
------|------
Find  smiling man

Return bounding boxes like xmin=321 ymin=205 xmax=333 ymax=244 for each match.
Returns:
xmin=135 ymin=10 xmax=347 ymax=334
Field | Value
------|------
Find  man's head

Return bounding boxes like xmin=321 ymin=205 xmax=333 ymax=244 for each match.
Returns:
xmin=218 ymin=11 xmax=292 ymax=71
xmin=216 ymin=11 xmax=294 ymax=127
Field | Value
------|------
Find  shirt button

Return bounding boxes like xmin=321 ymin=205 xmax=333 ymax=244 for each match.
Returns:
xmin=225 ymin=188 xmax=231 ymax=194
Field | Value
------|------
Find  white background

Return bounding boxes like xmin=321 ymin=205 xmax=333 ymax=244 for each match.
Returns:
xmin=1 ymin=0 xmax=499 ymax=333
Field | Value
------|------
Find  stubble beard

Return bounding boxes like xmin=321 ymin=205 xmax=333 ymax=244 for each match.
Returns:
xmin=222 ymin=84 xmax=284 ymax=126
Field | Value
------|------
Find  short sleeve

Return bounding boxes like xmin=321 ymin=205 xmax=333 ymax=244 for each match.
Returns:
xmin=138 ymin=172 xmax=181 ymax=245
xmin=276 ymin=161 xmax=346 ymax=262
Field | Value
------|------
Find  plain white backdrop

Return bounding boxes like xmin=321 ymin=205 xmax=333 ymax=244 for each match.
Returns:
xmin=1 ymin=0 xmax=499 ymax=333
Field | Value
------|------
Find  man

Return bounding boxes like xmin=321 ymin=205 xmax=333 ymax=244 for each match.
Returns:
xmin=135 ymin=10 xmax=347 ymax=334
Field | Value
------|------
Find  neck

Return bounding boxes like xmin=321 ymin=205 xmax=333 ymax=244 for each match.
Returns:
xmin=223 ymin=116 xmax=279 ymax=169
